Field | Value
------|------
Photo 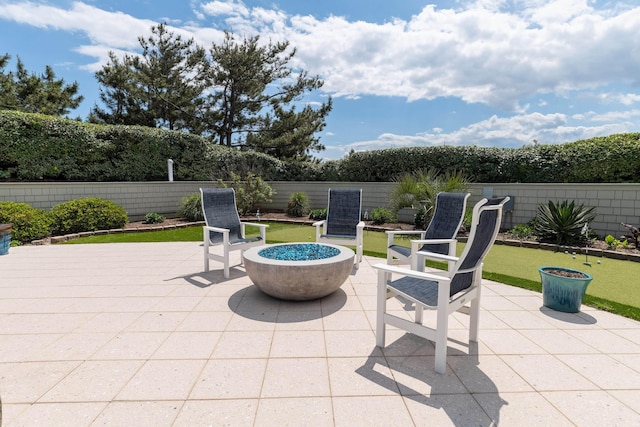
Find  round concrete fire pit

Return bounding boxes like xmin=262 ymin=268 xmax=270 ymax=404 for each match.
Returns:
xmin=243 ymin=243 xmax=355 ymax=301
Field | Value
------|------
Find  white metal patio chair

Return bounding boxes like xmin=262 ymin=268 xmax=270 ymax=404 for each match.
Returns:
xmin=313 ymin=188 xmax=364 ymax=268
xmin=387 ymin=192 xmax=470 ymax=271
xmin=201 ymin=188 xmax=268 ymax=279
xmin=373 ymin=196 xmax=509 ymax=374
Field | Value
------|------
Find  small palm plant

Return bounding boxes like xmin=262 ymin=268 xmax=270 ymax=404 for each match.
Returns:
xmin=534 ymin=200 xmax=596 ymax=245
xmin=389 ymin=168 xmax=470 ymax=228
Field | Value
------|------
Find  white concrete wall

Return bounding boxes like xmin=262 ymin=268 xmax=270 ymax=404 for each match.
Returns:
xmin=1 ymin=181 xmax=639 ymax=238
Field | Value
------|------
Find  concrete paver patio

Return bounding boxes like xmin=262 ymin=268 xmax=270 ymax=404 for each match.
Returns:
xmin=1 ymin=242 xmax=640 ymax=426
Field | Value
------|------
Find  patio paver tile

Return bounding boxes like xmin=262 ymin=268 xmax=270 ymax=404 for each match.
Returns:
xmin=38 ymin=360 xmax=144 ymax=402
xmin=10 ymin=402 xmax=108 ymax=427
xmin=173 ymin=399 xmax=258 ymax=427
xmin=189 ymin=358 xmax=267 ymax=399
xmin=254 ymin=397 xmax=334 ymax=427
xmin=115 ymin=359 xmax=206 ymax=401
xmin=90 ymin=400 xmax=182 ymax=427
xmin=541 ymin=390 xmax=640 ymax=426
xmin=332 ymin=396 xmax=414 ymax=427
xmin=261 ymin=358 xmax=330 ymax=398
xmin=474 ymin=392 xmax=574 ymax=426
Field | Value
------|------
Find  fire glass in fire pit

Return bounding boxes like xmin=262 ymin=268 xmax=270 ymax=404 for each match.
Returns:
xmin=258 ymin=243 xmax=340 ymax=261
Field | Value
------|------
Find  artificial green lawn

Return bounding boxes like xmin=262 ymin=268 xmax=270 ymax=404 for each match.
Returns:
xmin=66 ymin=221 xmax=640 ymax=320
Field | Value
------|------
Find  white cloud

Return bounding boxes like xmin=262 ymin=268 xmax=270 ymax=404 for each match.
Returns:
xmin=1 ymin=0 xmax=638 ymax=112
xmin=612 ymin=93 xmax=640 ymax=106
xmin=326 ymin=111 xmax=636 ymax=155
xmin=585 ymin=109 xmax=640 ymax=122
xmin=201 ymin=0 xmax=249 ymax=17
xmin=188 ymin=0 xmax=640 ymax=112
xmin=0 ymin=2 xmax=153 ymax=49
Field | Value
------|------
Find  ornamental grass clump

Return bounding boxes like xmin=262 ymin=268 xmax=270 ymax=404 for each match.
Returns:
xmin=286 ymin=192 xmax=310 ymax=217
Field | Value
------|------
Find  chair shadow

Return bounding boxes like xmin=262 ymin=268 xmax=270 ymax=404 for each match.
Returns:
xmin=166 ymin=267 xmax=248 ymax=288
xmin=356 ymin=334 xmax=507 ymax=425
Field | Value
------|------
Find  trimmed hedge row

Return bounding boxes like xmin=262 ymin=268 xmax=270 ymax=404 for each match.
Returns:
xmin=2 ymin=110 xmax=639 ymax=183
xmin=337 ymin=137 xmax=640 ymax=183
xmin=0 ymin=198 xmax=128 ymax=243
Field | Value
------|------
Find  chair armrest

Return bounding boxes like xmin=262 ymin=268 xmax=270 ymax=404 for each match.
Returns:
xmin=240 ymin=222 xmax=268 ymax=239
xmin=410 ymin=238 xmax=457 ymax=254
xmin=410 ymin=238 xmax=457 ymax=245
xmin=203 ymin=225 xmax=230 ymax=248
xmin=386 ymin=230 xmax=426 ymax=247
xmin=204 ymin=225 xmax=230 ymax=234
xmin=373 ymin=263 xmax=451 ymax=283
xmin=241 ymin=222 xmax=269 ymax=230
xmin=415 ymin=250 xmax=459 ymax=263
xmin=312 ymin=220 xmax=326 ymax=227
xmin=356 ymin=221 xmax=365 ymax=229
xmin=385 ymin=230 xmax=425 ymax=236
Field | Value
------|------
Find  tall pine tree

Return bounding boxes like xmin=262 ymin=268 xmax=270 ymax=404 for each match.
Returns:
xmin=91 ymin=23 xmax=206 ymax=132
xmin=0 ymin=54 xmax=83 ymax=116
xmin=205 ymin=32 xmax=332 ymax=160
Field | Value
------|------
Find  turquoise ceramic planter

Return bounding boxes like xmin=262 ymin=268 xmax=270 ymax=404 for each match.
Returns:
xmin=0 ymin=224 xmax=11 ymax=256
xmin=539 ymin=266 xmax=593 ymax=313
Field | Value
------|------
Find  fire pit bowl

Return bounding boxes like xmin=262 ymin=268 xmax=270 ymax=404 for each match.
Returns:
xmin=243 ymin=243 xmax=354 ymax=301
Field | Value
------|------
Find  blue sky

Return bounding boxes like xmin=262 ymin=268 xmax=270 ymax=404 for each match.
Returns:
xmin=1 ymin=0 xmax=639 ymax=160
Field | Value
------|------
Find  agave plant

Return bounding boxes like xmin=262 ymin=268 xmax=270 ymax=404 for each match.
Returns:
xmin=534 ymin=200 xmax=596 ymax=245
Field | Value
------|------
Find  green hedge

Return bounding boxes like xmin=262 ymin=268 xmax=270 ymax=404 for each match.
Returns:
xmin=2 ymin=110 xmax=639 ymax=183
xmin=337 ymin=135 xmax=640 ymax=183
xmin=0 ymin=201 xmax=50 ymax=243
xmin=49 ymin=198 xmax=128 ymax=235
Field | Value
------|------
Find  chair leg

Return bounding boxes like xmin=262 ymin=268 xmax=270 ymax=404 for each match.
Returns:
xmin=434 ymin=307 xmax=449 ymax=374
xmin=203 ymin=229 xmax=210 ymax=272
xmin=415 ymin=304 xmax=423 ymax=324
xmin=223 ymin=249 xmax=230 ymax=279
xmin=376 ymin=271 xmax=387 ymax=348
xmin=469 ymin=298 xmax=480 ymax=342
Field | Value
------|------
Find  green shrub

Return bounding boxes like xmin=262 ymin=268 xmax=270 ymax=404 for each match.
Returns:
xmin=49 ymin=198 xmax=128 ymax=235
xmin=0 ymin=201 xmax=50 ymax=243
xmin=605 ymin=234 xmax=629 ymax=249
xmin=286 ymin=192 xmax=310 ymax=217
xmin=144 ymin=212 xmax=165 ymax=224
xmin=533 ymin=200 xmax=596 ymax=245
xmin=178 ymin=193 xmax=204 ymax=222
xmin=218 ymin=172 xmax=275 ymax=215
xmin=370 ymin=207 xmax=396 ymax=225
xmin=309 ymin=208 xmax=327 ymax=221
xmin=508 ymin=222 xmax=536 ymax=240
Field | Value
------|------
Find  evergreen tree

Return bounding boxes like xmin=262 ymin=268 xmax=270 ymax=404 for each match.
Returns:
xmin=92 ymin=26 xmax=331 ymax=160
xmin=0 ymin=53 xmax=83 ymax=116
xmin=90 ymin=52 xmax=155 ymax=126
xmin=205 ymin=32 xmax=332 ymax=160
xmin=91 ymin=23 xmax=206 ymax=132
